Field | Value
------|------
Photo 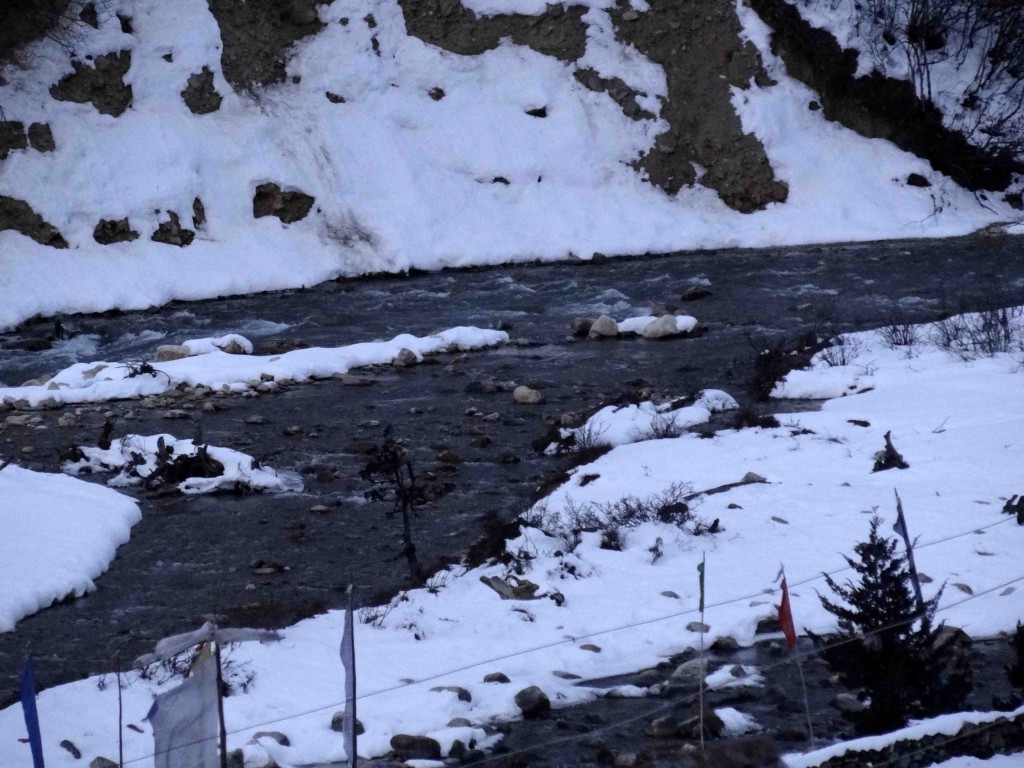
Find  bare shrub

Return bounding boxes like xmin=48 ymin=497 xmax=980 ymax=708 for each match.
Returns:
xmin=878 ymin=315 xmax=923 ymax=348
xmin=641 ymin=412 xmax=684 ymax=440
xmin=747 ymin=331 xmax=830 ymax=400
xmin=932 ymin=305 xmax=1024 ymax=359
xmin=819 ymin=335 xmax=864 ymax=367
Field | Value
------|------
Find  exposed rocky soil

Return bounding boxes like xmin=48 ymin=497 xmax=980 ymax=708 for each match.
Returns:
xmin=49 ymin=50 xmax=133 ymax=117
xmin=0 ymin=194 xmax=67 ymax=247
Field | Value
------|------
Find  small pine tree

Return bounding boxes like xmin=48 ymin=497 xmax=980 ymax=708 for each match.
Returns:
xmin=809 ymin=516 xmax=971 ymax=734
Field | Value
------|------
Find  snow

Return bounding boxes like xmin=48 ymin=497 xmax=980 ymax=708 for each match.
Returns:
xmin=924 ymin=756 xmax=1024 ymax=768
xmin=616 ymin=314 xmax=698 ymax=336
xmin=0 ymin=463 xmax=141 ymax=633
xmin=1 ymin=307 xmax=1021 ymax=767
xmin=181 ymin=334 xmax=254 ymax=356
xmin=0 ymin=0 xmax=1016 ymax=331
xmin=559 ymin=389 xmax=738 ymax=449
xmin=65 ymin=434 xmax=303 ymax=495
xmin=0 ymin=326 xmax=508 ymax=407
xmin=783 ymin=704 xmax=1024 ymax=767
xmin=716 ymin=706 xmax=761 ymax=736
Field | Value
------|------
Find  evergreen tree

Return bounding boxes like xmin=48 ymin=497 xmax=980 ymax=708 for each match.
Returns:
xmin=809 ymin=516 xmax=971 ymax=734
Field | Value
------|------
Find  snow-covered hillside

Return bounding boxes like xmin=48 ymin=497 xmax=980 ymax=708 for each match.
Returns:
xmin=0 ymin=0 xmax=1019 ymax=330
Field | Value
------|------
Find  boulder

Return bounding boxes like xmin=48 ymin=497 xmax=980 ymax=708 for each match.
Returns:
xmin=50 ymin=51 xmax=133 ymax=116
xmin=153 ymin=345 xmax=191 ymax=362
xmin=390 ymin=734 xmax=441 ymax=760
xmin=484 ymin=672 xmax=510 ymax=684
xmin=392 ymin=348 xmax=417 ymax=367
xmin=447 ymin=717 xmax=472 ymax=727
xmin=151 ymin=211 xmax=195 ymax=247
xmin=678 ymin=705 xmax=724 ymax=739
xmin=514 ymin=685 xmax=550 ymax=718
xmin=644 ymin=716 xmax=679 ymax=738
xmin=670 ymin=657 xmax=709 ymax=686
xmin=252 ymin=730 xmax=290 ymax=746
xmin=329 ymin=710 xmax=365 ymax=734
xmin=27 ymin=123 xmax=55 ymax=152
xmin=0 ymin=121 xmax=27 ymax=159
xmin=833 ymin=692 xmax=866 ymax=714
xmin=94 ymin=217 xmax=139 ymax=244
xmin=513 ymin=385 xmax=544 ymax=404
xmin=686 ymin=621 xmax=710 ymax=633
xmin=588 ymin=315 xmax=618 ymax=338
xmin=680 ymin=285 xmax=712 ymax=301
xmin=642 ymin=314 xmax=684 ymax=339
xmin=430 ymin=685 xmax=472 ymax=702
xmin=90 ymin=759 xmax=118 ymax=768
xmin=710 ymin=636 xmax=739 ymax=653
xmin=0 ymin=195 xmax=68 ymax=248
xmin=253 ymin=183 xmax=315 ymax=224
xmin=182 ymin=66 xmax=223 ymax=114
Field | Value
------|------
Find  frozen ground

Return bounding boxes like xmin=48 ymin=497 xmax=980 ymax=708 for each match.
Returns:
xmin=0 ymin=0 xmax=1020 ymax=330
xmin=0 ymin=306 xmax=1020 ymax=766
xmin=0 ymin=463 xmax=140 ymax=633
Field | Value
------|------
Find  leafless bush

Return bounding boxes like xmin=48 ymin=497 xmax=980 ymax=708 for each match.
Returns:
xmin=878 ymin=316 xmax=923 ymax=348
xmin=819 ymin=335 xmax=864 ymax=367
xmin=932 ymin=305 xmax=1024 ymax=359
xmin=538 ymin=482 xmax=714 ymax=553
xmin=573 ymin=418 xmax=610 ymax=453
xmin=136 ymin=644 xmax=255 ymax=695
xmin=641 ymin=412 xmax=684 ymax=440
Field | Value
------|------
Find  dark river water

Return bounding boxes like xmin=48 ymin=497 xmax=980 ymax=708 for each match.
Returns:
xmin=1 ymin=236 xmax=1022 ymax=763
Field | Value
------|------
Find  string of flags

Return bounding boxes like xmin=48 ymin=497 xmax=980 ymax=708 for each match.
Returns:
xmin=14 ymin=495 xmax=929 ymax=765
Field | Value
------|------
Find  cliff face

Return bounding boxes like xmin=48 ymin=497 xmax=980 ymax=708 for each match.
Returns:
xmin=0 ymin=0 xmax=1017 ymax=329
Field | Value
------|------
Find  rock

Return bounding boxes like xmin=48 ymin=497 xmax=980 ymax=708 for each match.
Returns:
xmin=907 ymin=172 xmax=931 ymax=187
xmin=390 ymin=734 xmax=441 ymax=760
xmin=152 ymin=211 xmax=195 ymax=247
xmin=153 ymin=345 xmax=191 ymax=362
xmin=479 ymin=575 xmax=540 ymax=600
xmin=393 ymin=348 xmax=418 ymax=367
xmin=430 ymin=685 xmax=472 ymax=702
xmin=588 ymin=315 xmax=618 ymax=338
xmin=329 ymin=710 xmax=365 ymax=734
xmin=11 ymin=337 xmax=51 ymax=351
xmin=579 ymin=643 xmax=601 ymax=653
xmin=0 ymin=195 xmax=68 ymax=248
xmin=447 ymin=717 xmax=473 ymax=728
xmin=192 ymin=197 xmax=207 ymax=228
xmin=686 ymin=621 xmax=709 ymax=633
xmin=645 ymin=716 xmax=679 ymax=738
xmin=326 ymin=91 xmax=346 ymax=103
xmin=217 ymin=338 xmax=251 ymax=355
xmin=59 ymin=739 xmax=81 ymax=759
xmin=570 ymin=317 xmax=595 ymax=337
xmin=670 ymin=657 xmax=709 ymax=685
xmin=484 ymin=672 xmax=510 ymax=684
xmin=437 ymin=449 xmax=462 ymax=464
xmin=710 ymin=636 xmax=739 ymax=653
xmin=428 ymin=86 xmax=446 ymax=100
xmin=680 ymin=285 xmax=712 ymax=301
xmin=252 ymin=730 xmax=290 ymax=746
xmin=253 ymin=183 xmax=315 ymax=224
xmin=182 ymin=66 xmax=223 ymax=114
xmin=0 ymin=121 xmax=27 ymax=159
xmin=513 ymin=385 xmax=544 ymax=404
xmin=93 ymin=217 xmax=139 ymax=244
xmin=162 ymin=409 xmax=190 ymax=420
xmin=50 ymin=51 xmax=133 ymax=116
xmin=729 ymin=664 xmax=748 ymax=678
xmin=755 ymin=617 xmax=781 ymax=634
xmin=633 ymin=669 xmax=662 ymax=687
xmin=834 ymin=692 xmax=866 ymax=713
xmin=79 ymin=3 xmax=99 ymax=27
xmin=309 ymin=504 xmax=332 ymax=514
xmin=641 ymin=314 xmax=685 ymax=339
xmin=514 ymin=685 xmax=550 ymax=718
xmin=678 ymin=705 xmax=724 ymax=739
xmin=90 ymin=759 xmax=118 ymax=768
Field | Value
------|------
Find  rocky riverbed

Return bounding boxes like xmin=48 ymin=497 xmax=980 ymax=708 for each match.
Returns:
xmin=2 ymin=235 xmax=1024 ymax=763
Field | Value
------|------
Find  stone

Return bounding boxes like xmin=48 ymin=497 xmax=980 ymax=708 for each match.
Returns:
xmin=680 ymin=285 xmax=712 ymax=301
xmin=437 ymin=449 xmax=462 ymax=464
xmin=153 ymin=345 xmax=191 ymax=362
xmin=26 ymin=122 xmax=55 ymax=152
xmin=641 ymin=314 xmax=684 ymax=339
xmin=252 ymin=730 xmax=290 ymax=746
xmin=710 ymin=635 xmax=739 ymax=653
xmin=755 ymin=617 xmax=781 ymax=634
xmin=59 ymin=739 xmax=81 ymax=759
xmin=513 ymin=385 xmax=544 ymax=404
xmin=0 ymin=121 xmax=27 ymax=159
xmin=678 ymin=705 xmax=725 ymax=739
xmin=588 ymin=315 xmax=618 ymax=338
xmin=834 ymin=692 xmax=866 ymax=713
xmin=326 ymin=91 xmax=346 ymax=103
xmin=310 ymin=504 xmax=332 ymax=514
xmin=393 ymin=348 xmax=417 ymax=367
xmin=670 ymin=657 xmax=709 ymax=685
xmin=633 ymin=669 xmax=662 ymax=687
xmin=50 ymin=51 xmax=133 ymax=117
xmin=93 ymin=217 xmax=139 ymax=244
xmin=329 ymin=710 xmax=365 ymax=734
xmin=0 ymin=196 xmax=68 ymax=248
xmin=430 ymin=685 xmax=472 ymax=702
xmin=192 ymin=197 xmax=206 ymax=228
xmin=80 ymin=3 xmax=99 ymax=27
xmin=579 ymin=643 xmax=601 ymax=653
xmin=428 ymin=87 xmax=445 ymax=100
xmin=570 ymin=317 xmax=594 ymax=337
xmin=484 ymin=672 xmax=510 ymax=684
xmin=90 ymin=759 xmax=118 ymax=768
xmin=151 ymin=211 xmax=195 ymax=247
xmin=645 ymin=716 xmax=679 ymax=738
xmin=907 ymin=172 xmax=931 ymax=187
xmin=514 ymin=685 xmax=550 ymax=718
xmin=390 ymin=734 xmax=441 ymax=760
xmin=182 ymin=66 xmax=223 ymax=114
xmin=447 ymin=717 xmax=472 ymax=727
xmin=162 ymin=409 xmax=190 ymax=420
xmin=685 ymin=621 xmax=709 ymax=633
xmin=253 ymin=183 xmax=315 ymax=224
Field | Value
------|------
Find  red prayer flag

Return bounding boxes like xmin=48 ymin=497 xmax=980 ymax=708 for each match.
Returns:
xmin=778 ymin=577 xmax=797 ymax=649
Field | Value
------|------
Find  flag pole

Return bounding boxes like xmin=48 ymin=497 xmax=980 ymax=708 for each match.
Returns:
xmin=214 ymin=638 xmax=228 ymax=768
xmin=893 ymin=490 xmax=926 ymax=616
xmin=116 ymin=655 xmax=125 ymax=768
xmin=698 ymin=551 xmax=706 ymax=752
xmin=778 ymin=565 xmax=814 ymax=747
